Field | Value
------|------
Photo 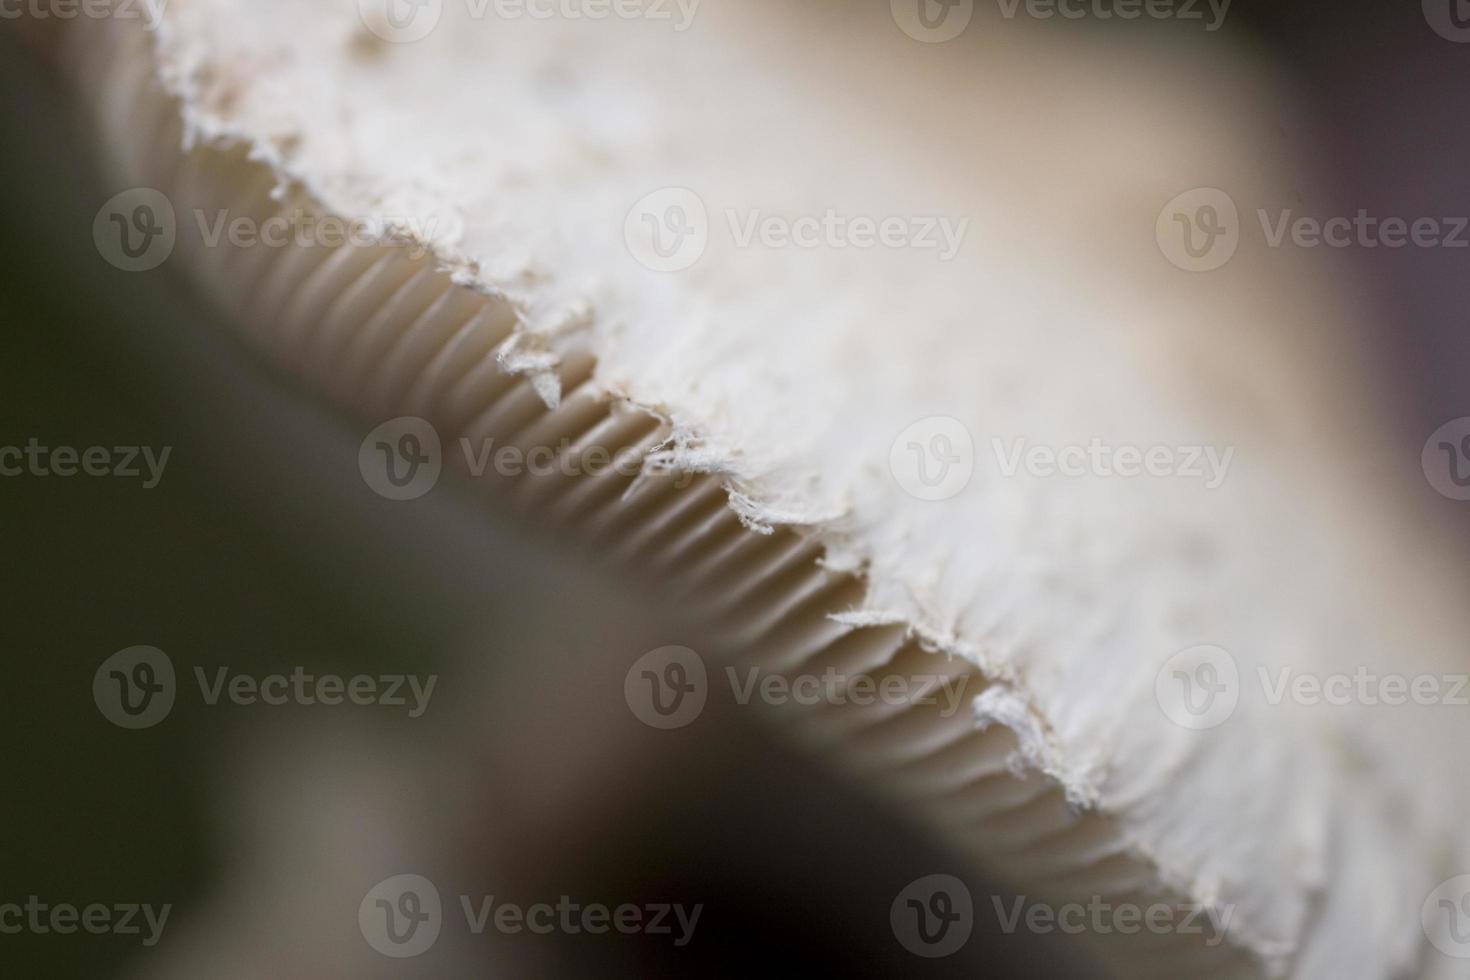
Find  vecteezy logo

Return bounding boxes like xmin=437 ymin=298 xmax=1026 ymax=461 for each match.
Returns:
xmin=624 ymin=188 xmax=709 ymax=272
xmin=624 ymin=645 xmax=707 ymax=729
xmin=890 ymin=874 xmax=973 ymax=958
xmin=93 ymin=646 xmax=176 ymax=729
xmin=1155 ymin=644 xmax=1239 ymax=729
xmin=1422 ymin=418 xmax=1470 ymax=501
xmin=891 ymin=0 xmax=974 ymax=42
xmin=360 ymin=874 xmax=443 ymax=958
xmin=357 ymin=0 xmax=444 ymax=43
xmin=1156 ymin=188 xmax=1240 ymax=272
xmin=1423 ymin=875 xmax=1470 ymax=957
xmin=359 ymin=417 xmax=443 ymax=501
xmin=93 ymin=188 xmax=176 ymax=272
xmin=889 ymin=416 xmax=975 ymax=501
xmin=1424 ymin=0 xmax=1470 ymax=41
